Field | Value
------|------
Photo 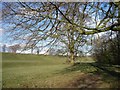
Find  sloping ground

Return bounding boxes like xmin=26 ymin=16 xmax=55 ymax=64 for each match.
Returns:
xmin=2 ymin=53 xmax=120 ymax=88
xmin=2 ymin=53 xmax=69 ymax=88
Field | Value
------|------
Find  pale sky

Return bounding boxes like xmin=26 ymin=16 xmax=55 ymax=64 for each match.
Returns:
xmin=0 ymin=2 xmax=113 ymax=54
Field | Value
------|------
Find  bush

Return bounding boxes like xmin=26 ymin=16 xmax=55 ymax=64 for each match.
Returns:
xmin=92 ymin=31 xmax=120 ymax=65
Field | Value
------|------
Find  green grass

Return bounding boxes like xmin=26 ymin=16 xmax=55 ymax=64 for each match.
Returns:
xmin=2 ymin=53 xmax=120 ymax=88
xmin=2 ymin=53 xmax=69 ymax=88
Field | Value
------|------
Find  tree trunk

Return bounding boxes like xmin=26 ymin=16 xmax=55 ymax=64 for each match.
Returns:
xmin=70 ymin=51 xmax=75 ymax=65
xmin=117 ymin=3 xmax=120 ymax=64
xmin=116 ymin=31 xmax=120 ymax=65
xmin=31 ymin=47 xmax=33 ymax=54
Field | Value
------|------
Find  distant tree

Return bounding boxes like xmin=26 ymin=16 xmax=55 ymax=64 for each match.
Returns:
xmin=55 ymin=48 xmax=67 ymax=56
xmin=37 ymin=49 xmax=39 ymax=55
xmin=2 ymin=44 xmax=6 ymax=52
xmin=36 ymin=47 xmax=39 ymax=55
xmin=48 ymin=48 xmax=56 ymax=55
xmin=9 ymin=44 xmax=21 ymax=53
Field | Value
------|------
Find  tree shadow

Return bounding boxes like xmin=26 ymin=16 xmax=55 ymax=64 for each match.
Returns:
xmin=60 ymin=62 xmax=97 ymax=74
xmin=90 ymin=63 xmax=120 ymax=88
xmin=67 ymin=73 xmax=103 ymax=88
xmin=60 ymin=62 xmax=120 ymax=88
xmin=90 ymin=63 xmax=120 ymax=79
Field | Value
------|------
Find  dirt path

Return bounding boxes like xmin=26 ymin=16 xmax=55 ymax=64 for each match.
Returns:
xmin=67 ymin=73 xmax=109 ymax=88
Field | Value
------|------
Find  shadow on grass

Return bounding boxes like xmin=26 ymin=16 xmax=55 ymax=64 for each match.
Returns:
xmin=90 ymin=63 xmax=120 ymax=79
xmin=90 ymin=63 xmax=120 ymax=88
xmin=60 ymin=62 xmax=120 ymax=88
xmin=60 ymin=63 xmax=97 ymax=74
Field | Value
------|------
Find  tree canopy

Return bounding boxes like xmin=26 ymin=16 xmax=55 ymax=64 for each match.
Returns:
xmin=2 ymin=2 xmax=120 ymax=63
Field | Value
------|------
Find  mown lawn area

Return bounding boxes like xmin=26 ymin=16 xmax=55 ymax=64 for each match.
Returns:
xmin=2 ymin=53 xmax=120 ymax=88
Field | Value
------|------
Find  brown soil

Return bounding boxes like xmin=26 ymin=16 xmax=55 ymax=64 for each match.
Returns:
xmin=66 ymin=73 xmax=109 ymax=88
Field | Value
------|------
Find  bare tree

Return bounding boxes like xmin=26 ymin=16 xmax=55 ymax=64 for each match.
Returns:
xmin=9 ymin=44 xmax=21 ymax=53
xmin=2 ymin=2 xmax=120 ymax=64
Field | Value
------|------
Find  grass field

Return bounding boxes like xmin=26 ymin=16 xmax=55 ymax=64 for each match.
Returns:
xmin=2 ymin=53 xmax=120 ymax=88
